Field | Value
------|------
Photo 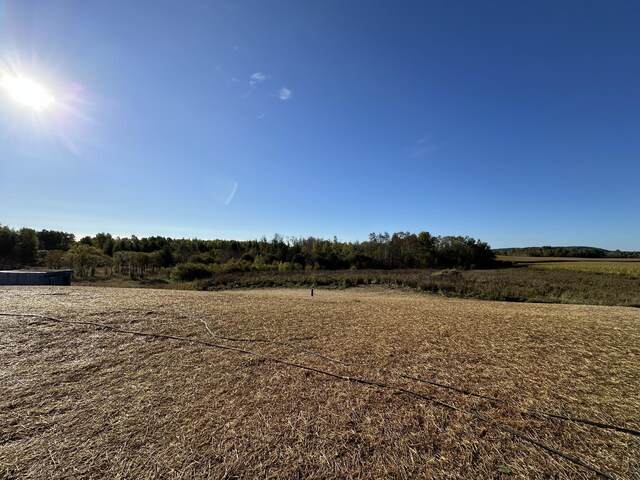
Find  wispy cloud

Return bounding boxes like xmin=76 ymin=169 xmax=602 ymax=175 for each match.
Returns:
xmin=242 ymin=72 xmax=271 ymax=98
xmin=214 ymin=64 xmax=241 ymax=85
xmin=256 ymin=113 xmax=267 ymax=120
xmin=278 ymin=87 xmax=292 ymax=101
xmin=250 ymin=72 xmax=269 ymax=87
xmin=407 ymin=135 xmax=438 ymax=158
xmin=225 ymin=182 xmax=239 ymax=206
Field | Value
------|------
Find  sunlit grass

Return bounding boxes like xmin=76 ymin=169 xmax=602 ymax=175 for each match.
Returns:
xmin=530 ymin=261 xmax=640 ymax=277
xmin=1 ymin=287 xmax=638 ymax=478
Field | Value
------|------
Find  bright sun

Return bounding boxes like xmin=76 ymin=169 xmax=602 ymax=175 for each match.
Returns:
xmin=1 ymin=73 xmax=54 ymax=111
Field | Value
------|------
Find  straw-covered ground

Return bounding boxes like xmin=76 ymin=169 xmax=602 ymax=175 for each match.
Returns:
xmin=1 ymin=286 xmax=638 ymax=479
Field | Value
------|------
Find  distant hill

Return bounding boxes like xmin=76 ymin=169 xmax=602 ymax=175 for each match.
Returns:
xmin=493 ymin=246 xmax=640 ymax=258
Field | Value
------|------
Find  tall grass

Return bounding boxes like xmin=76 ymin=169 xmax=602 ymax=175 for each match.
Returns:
xmin=75 ymin=264 xmax=640 ymax=307
xmin=196 ymin=268 xmax=640 ymax=307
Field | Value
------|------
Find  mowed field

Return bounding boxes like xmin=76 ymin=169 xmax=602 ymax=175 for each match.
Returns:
xmin=529 ymin=262 xmax=640 ymax=278
xmin=1 ymin=287 xmax=639 ymax=479
xmin=497 ymin=256 xmax=640 ymax=278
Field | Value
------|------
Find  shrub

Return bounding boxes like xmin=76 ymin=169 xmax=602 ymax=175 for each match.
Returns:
xmin=431 ymin=268 xmax=460 ymax=278
xmin=219 ymin=259 xmax=252 ymax=273
xmin=172 ymin=263 xmax=214 ymax=281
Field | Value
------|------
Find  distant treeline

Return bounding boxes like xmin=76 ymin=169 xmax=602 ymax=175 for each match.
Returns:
xmin=0 ymin=225 xmax=497 ymax=278
xmin=494 ymin=246 xmax=640 ymax=258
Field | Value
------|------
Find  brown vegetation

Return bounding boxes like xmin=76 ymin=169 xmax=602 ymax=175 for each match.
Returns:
xmin=1 ymin=287 xmax=638 ymax=478
xmin=77 ymin=265 xmax=640 ymax=308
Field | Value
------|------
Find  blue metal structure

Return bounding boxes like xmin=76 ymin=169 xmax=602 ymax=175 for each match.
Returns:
xmin=0 ymin=270 xmax=73 ymax=286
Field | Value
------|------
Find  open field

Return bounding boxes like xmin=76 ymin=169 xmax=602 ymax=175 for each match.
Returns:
xmin=75 ymin=265 xmax=640 ymax=307
xmin=497 ymin=256 xmax=640 ymax=264
xmin=496 ymin=257 xmax=640 ymax=279
xmin=498 ymin=256 xmax=640 ymax=271
xmin=1 ymin=286 xmax=639 ymax=479
xmin=530 ymin=262 xmax=640 ymax=277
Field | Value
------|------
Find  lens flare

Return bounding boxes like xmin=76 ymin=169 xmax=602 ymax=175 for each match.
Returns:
xmin=1 ymin=73 xmax=54 ymax=111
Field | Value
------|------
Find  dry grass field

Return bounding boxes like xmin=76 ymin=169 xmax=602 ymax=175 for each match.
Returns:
xmin=529 ymin=262 xmax=640 ymax=278
xmin=496 ymin=256 xmax=640 ymax=264
xmin=1 ymin=286 xmax=639 ymax=479
xmin=497 ymin=256 xmax=640 ymax=278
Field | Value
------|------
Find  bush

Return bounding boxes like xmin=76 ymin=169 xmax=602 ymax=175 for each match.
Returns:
xmin=431 ymin=268 xmax=460 ymax=278
xmin=219 ymin=259 xmax=252 ymax=273
xmin=172 ymin=263 xmax=214 ymax=281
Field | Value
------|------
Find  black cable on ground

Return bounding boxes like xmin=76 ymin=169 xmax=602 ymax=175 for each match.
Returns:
xmin=0 ymin=312 xmax=618 ymax=479
xmin=198 ymin=319 xmax=349 ymax=366
xmin=400 ymin=374 xmax=640 ymax=437
xmin=197 ymin=318 xmax=640 ymax=438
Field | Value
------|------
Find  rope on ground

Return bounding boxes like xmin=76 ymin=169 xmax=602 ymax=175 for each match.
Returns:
xmin=0 ymin=312 xmax=617 ymax=479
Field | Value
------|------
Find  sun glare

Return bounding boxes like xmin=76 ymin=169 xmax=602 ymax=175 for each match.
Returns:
xmin=1 ymin=73 xmax=54 ymax=111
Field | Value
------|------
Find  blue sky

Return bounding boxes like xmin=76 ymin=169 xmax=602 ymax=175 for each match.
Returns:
xmin=0 ymin=1 xmax=638 ymax=249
